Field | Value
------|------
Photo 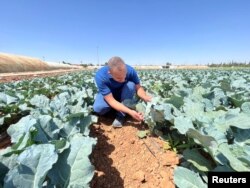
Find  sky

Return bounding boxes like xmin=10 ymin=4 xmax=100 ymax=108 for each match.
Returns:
xmin=0 ymin=0 xmax=250 ymax=65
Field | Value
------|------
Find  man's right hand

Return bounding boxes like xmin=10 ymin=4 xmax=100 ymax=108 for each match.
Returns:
xmin=129 ymin=110 xmax=144 ymax=122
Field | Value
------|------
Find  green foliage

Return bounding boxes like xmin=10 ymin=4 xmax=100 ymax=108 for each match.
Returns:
xmin=0 ymin=71 xmax=97 ymax=187
xmin=137 ymin=69 xmax=250 ymax=187
xmin=1 ymin=69 xmax=250 ymax=187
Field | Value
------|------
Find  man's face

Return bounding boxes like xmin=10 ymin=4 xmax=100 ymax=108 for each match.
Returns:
xmin=109 ymin=65 xmax=127 ymax=83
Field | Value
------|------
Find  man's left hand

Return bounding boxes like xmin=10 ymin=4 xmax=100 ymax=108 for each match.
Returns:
xmin=142 ymin=95 xmax=152 ymax=102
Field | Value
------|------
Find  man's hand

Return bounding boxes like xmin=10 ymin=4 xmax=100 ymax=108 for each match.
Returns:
xmin=141 ymin=94 xmax=152 ymax=102
xmin=136 ymin=84 xmax=152 ymax=102
xmin=129 ymin=110 xmax=144 ymax=121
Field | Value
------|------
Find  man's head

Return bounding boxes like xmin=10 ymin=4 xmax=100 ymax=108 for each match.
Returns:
xmin=108 ymin=56 xmax=127 ymax=83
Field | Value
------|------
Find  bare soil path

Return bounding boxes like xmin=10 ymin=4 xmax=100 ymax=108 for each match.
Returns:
xmin=90 ymin=115 xmax=179 ymax=188
xmin=0 ymin=70 xmax=179 ymax=188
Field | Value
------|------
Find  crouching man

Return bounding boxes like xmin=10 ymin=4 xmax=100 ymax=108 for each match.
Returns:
xmin=93 ymin=56 xmax=152 ymax=127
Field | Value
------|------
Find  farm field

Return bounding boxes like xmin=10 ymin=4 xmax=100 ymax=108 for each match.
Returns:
xmin=0 ymin=67 xmax=250 ymax=187
xmin=0 ymin=70 xmax=179 ymax=187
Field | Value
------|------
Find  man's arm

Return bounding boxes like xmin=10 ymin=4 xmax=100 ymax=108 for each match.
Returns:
xmin=104 ymin=93 xmax=143 ymax=121
xmin=135 ymin=84 xmax=152 ymax=102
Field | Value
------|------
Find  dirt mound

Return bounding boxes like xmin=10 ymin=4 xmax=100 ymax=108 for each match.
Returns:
xmin=0 ymin=52 xmax=82 ymax=73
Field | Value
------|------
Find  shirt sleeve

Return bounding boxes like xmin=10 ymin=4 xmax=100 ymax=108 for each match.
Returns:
xmin=95 ymin=71 xmax=111 ymax=96
xmin=129 ymin=66 xmax=140 ymax=85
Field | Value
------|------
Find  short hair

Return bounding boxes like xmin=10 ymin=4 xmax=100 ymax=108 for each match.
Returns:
xmin=108 ymin=56 xmax=125 ymax=71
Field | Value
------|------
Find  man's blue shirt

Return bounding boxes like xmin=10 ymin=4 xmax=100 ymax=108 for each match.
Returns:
xmin=95 ymin=64 xmax=140 ymax=96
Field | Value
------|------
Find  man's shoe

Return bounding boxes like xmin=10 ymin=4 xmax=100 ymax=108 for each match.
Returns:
xmin=112 ymin=115 xmax=125 ymax=128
